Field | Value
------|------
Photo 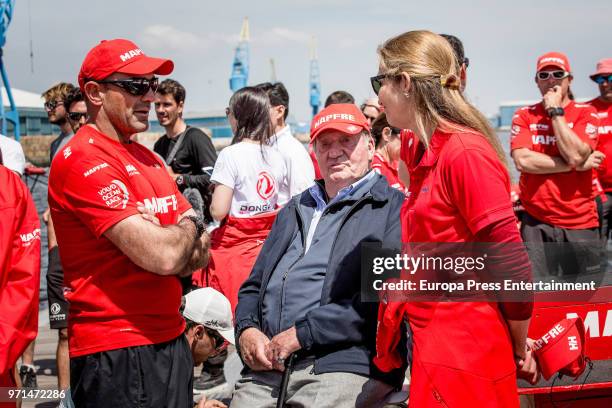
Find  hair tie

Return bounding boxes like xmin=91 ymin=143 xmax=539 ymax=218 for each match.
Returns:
xmin=440 ymin=74 xmax=460 ymax=90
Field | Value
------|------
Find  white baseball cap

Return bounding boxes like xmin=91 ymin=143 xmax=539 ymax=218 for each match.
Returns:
xmin=0 ymin=135 xmax=26 ymax=176
xmin=182 ymin=288 xmax=235 ymax=345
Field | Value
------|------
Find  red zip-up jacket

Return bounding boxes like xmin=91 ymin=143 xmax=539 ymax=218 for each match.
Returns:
xmin=0 ymin=165 xmax=40 ymax=388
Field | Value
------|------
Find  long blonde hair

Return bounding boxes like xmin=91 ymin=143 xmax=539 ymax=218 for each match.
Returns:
xmin=377 ymin=30 xmax=507 ymax=166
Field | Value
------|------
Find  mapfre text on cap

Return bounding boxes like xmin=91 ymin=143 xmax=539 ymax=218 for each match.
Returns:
xmin=120 ymin=49 xmax=143 ymax=62
xmin=314 ymin=113 xmax=355 ymax=128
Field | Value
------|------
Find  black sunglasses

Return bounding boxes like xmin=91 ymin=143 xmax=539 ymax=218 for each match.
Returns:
xmin=96 ymin=77 xmax=159 ymax=96
xmin=206 ymin=328 xmax=227 ymax=351
xmin=536 ymin=70 xmax=568 ymax=81
xmin=370 ymin=74 xmax=394 ymax=95
xmin=44 ymin=100 xmax=63 ymax=111
xmin=594 ymin=74 xmax=612 ymax=85
xmin=463 ymin=57 xmax=470 ymax=68
xmin=68 ymin=112 xmax=88 ymax=122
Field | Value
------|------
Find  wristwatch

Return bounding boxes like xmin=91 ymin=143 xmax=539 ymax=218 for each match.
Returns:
xmin=546 ymin=107 xmax=565 ymax=118
xmin=176 ymin=175 xmax=185 ymax=187
xmin=184 ymin=215 xmax=205 ymax=240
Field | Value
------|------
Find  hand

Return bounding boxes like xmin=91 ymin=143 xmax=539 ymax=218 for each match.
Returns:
xmin=136 ymin=202 xmax=161 ymax=226
xmin=43 ymin=208 xmax=50 ymax=224
xmin=516 ymin=339 xmax=540 ymax=385
xmin=239 ymin=328 xmax=273 ymax=371
xmin=196 ymin=395 xmax=228 ymax=408
xmin=265 ymin=327 xmax=301 ymax=372
xmin=543 ymin=86 xmax=563 ymax=110
xmin=576 ymin=150 xmax=605 ymax=171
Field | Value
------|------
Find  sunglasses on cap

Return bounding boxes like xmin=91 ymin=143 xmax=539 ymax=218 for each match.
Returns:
xmin=95 ymin=77 xmax=159 ymax=97
xmin=370 ymin=73 xmax=399 ymax=95
xmin=205 ymin=328 xmax=227 ymax=352
xmin=594 ymin=74 xmax=612 ymax=85
xmin=68 ymin=112 xmax=88 ymax=122
xmin=536 ymin=70 xmax=569 ymax=81
xmin=44 ymin=100 xmax=63 ymax=111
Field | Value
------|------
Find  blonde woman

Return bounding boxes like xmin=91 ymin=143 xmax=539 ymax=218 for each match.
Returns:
xmin=372 ymin=30 xmax=537 ymax=406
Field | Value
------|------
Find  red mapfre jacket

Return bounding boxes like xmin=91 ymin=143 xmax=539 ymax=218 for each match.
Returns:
xmin=0 ymin=165 xmax=40 ymax=392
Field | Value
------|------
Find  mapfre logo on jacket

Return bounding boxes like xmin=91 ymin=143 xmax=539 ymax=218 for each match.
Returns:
xmin=20 ymin=228 xmax=41 ymax=247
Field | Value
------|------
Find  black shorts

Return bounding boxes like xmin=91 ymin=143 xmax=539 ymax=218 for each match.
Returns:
xmin=70 ymin=335 xmax=193 ymax=408
xmin=46 ymin=246 xmax=69 ymax=329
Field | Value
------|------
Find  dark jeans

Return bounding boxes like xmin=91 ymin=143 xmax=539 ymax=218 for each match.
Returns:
xmin=70 ymin=335 xmax=193 ymax=408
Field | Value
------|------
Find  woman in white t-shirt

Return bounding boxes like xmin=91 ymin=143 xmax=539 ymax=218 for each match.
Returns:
xmin=206 ymin=87 xmax=288 ymax=312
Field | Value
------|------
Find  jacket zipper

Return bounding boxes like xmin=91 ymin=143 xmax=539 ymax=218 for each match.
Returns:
xmin=277 ymin=205 xmax=308 ymax=334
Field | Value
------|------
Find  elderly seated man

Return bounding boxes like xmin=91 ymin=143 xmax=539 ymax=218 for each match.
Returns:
xmin=231 ymin=104 xmax=407 ymax=408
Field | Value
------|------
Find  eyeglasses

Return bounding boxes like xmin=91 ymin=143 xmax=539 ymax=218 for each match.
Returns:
xmin=593 ymin=75 xmax=612 ymax=85
xmin=68 ymin=112 xmax=88 ymax=122
xmin=536 ymin=70 xmax=569 ymax=81
xmin=44 ymin=100 xmax=63 ymax=111
xmin=96 ymin=77 xmax=159 ymax=96
xmin=206 ymin=328 xmax=227 ymax=352
xmin=370 ymin=73 xmax=398 ymax=95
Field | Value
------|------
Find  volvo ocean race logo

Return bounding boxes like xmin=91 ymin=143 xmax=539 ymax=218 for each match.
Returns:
xmin=98 ymin=180 xmax=129 ymax=209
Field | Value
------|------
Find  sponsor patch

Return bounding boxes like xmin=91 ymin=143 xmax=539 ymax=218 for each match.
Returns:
xmin=20 ymin=228 xmax=41 ymax=247
xmin=142 ymin=194 xmax=178 ymax=214
xmin=98 ymin=180 xmax=129 ymax=209
xmin=125 ymin=164 xmax=140 ymax=177
xmin=63 ymin=146 xmax=72 ymax=159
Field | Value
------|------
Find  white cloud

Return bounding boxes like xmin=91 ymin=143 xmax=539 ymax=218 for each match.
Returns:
xmin=139 ymin=25 xmax=206 ymax=51
xmin=255 ymin=27 xmax=311 ymax=46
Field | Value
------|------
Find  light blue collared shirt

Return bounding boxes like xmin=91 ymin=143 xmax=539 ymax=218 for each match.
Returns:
xmin=305 ymin=170 xmax=376 ymax=251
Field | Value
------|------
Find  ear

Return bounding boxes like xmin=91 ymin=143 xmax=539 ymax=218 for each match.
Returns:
xmin=399 ymin=72 xmax=412 ymax=95
xmin=366 ymin=134 xmax=375 ymax=159
xmin=194 ymin=325 xmax=204 ymax=339
xmin=84 ymin=82 xmax=104 ymax=107
xmin=382 ymin=127 xmax=392 ymax=143
xmin=178 ymin=100 xmax=185 ymax=116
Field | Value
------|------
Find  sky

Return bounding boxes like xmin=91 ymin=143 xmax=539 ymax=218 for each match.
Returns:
xmin=4 ymin=0 xmax=610 ymax=123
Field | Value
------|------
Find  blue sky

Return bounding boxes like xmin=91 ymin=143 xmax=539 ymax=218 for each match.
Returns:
xmin=5 ymin=0 xmax=610 ymax=122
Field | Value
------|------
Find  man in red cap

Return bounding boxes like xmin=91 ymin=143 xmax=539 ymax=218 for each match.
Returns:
xmin=232 ymin=104 xmax=407 ymax=407
xmin=587 ymin=59 xmax=612 ymax=258
xmin=511 ymin=52 xmax=602 ymax=277
xmin=48 ymin=39 xmax=209 ymax=407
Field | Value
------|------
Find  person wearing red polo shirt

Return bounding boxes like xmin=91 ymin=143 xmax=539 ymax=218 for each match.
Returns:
xmin=0 ymin=164 xmax=40 ymax=408
xmin=48 ymin=39 xmax=209 ymax=408
xmin=373 ymin=30 xmax=536 ymax=407
xmin=511 ymin=52 xmax=601 ymax=277
xmin=587 ymin=58 xmax=612 ymax=263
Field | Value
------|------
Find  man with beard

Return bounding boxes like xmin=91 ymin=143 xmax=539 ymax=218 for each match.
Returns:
xmin=43 ymin=83 xmax=76 ymax=163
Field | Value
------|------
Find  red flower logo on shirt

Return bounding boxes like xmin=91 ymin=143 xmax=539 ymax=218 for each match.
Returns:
xmin=256 ymin=171 xmax=276 ymax=200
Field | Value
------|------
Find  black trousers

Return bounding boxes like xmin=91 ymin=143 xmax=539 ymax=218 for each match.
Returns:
xmin=520 ymin=212 xmax=600 ymax=277
xmin=70 ymin=335 xmax=193 ymax=408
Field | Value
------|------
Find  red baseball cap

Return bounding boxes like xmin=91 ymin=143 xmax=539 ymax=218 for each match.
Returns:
xmin=536 ymin=52 xmax=571 ymax=73
xmin=591 ymin=58 xmax=612 ymax=80
xmin=532 ymin=317 xmax=587 ymax=380
xmin=310 ymin=103 xmax=370 ymax=142
xmin=78 ymin=39 xmax=174 ymax=90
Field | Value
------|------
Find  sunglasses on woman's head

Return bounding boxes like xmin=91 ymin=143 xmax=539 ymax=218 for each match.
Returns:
xmin=95 ymin=77 xmax=159 ymax=96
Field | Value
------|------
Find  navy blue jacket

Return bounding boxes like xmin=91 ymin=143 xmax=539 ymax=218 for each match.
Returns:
xmin=235 ymin=175 xmax=408 ymax=388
